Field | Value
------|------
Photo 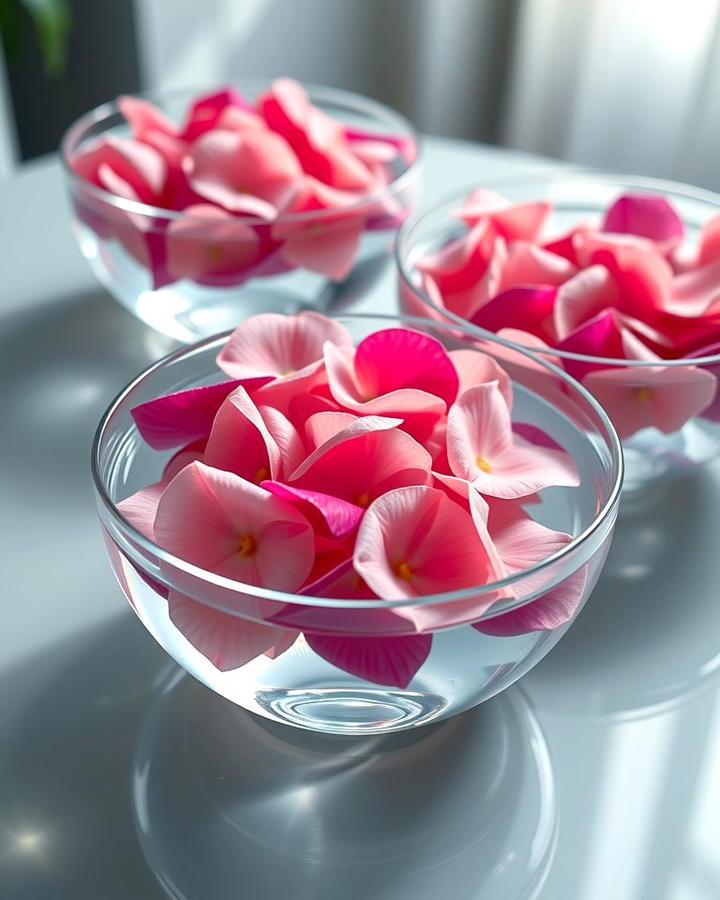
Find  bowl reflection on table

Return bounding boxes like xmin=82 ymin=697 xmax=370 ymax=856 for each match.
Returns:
xmin=61 ymin=81 xmax=421 ymax=343
xmin=92 ymin=314 xmax=622 ymax=736
xmin=397 ymin=172 xmax=720 ymax=493
xmin=134 ymin=673 xmax=556 ymax=900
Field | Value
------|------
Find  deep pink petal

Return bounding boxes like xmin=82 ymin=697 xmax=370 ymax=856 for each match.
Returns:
xmin=261 ymin=481 xmax=363 ymax=538
xmin=179 ymin=86 xmax=253 ymax=142
xmin=131 ymin=377 xmax=271 ymax=450
xmin=305 ymin=632 xmax=431 ymax=688
xmin=217 ymin=311 xmax=352 ymax=379
xmin=602 ymin=193 xmax=684 ymax=253
xmin=471 ymin=285 xmax=557 ymax=343
xmin=353 ymin=328 xmax=459 ymax=407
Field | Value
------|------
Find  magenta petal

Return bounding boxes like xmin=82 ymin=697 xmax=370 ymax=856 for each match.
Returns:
xmin=353 ymin=328 xmax=459 ymax=406
xmin=470 ymin=285 xmax=557 ymax=342
xmin=131 ymin=377 xmax=272 ymax=449
xmin=602 ymin=193 xmax=684 ymax=252
xmin=305 ymin=632 xmax=432 ymax=688
xmin=261 ymin=481 xmax=363 ymax=538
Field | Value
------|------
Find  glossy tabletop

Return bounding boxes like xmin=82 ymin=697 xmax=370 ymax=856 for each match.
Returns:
xmin=1 ymin=137 xmax=719 ymax=899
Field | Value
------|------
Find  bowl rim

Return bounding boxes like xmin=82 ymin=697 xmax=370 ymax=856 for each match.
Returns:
xmin=395 ymin=169 xmax=720 ymax=368
xmin=91 ymin=312 xmax=624 ymax=615
xmin=60 ymin=78 xmax=423 ymax=226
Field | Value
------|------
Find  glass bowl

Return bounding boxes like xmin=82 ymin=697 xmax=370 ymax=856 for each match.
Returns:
xmin=397 ymin=172 xmax=720 ymax=493
xmin=92 ymin=313 xmax=622 ymax=735
xmin=62 ymin=81 xmax=421 ymax=343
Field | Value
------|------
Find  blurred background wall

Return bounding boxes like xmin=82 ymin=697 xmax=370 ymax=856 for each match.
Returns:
xmin=1 ymin=0 xmax=720 ymax=188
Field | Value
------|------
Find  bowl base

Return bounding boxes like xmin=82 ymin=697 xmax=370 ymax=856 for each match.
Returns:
xmin=255 ymin=686 xmax=447 ymax=734
xmin=133 ymin=671 xmax=556 ymax=900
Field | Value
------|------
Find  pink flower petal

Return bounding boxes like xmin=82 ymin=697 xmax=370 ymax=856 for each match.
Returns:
xmin=179 ymin=86 xmax=253 ymax=142
xmin=498 ymin=241 xmax=576 ymax=291
xmin=553 ymin=264 xmax=619 ymax=340
xmin=449 ymin=349 xmax=513 ymax=406
xmin=557 ymin=309 xmax=644 ymax=381
xmin=185 ymin=129 xmax=302 ymax=216
xmin=290 ymin=416 xmax=432 ymax=505
xmin=353 ymin=328 xmax=459 ymax=407
xmin=118 ymin=95 xmax=177 ymax=139
xmin=583 ymin=364 xmax=718 ymax=438
xmin=304 ymin=410 xmax=358 ymax=449
xmin=471 ymin=285 xmax=557 ymax=343
xmin=261 ymin=481 xmax=364 ymax=538
xmin=117 ymin=481 xmax=164 ymax=542
xmin=447 ymin=383 xmax=578 ymax=498
xmin=259 ymin=78 xmax=374 ymax=191
xmin=602 ymin=193 xmax=684 ymax=254
xmin=323 ymin=340 xmax=446 ymax=442
xmin=203 ymin=386 xmax=283 ymax=481
xmin=131 ymin=377 xmax=271 ymax=450
xmin=155 ymin=462 xmax=314 ymax=589
xmin=699 ymin=212 xmax=720 ymax=267
xmin=217 ymin=311 xmax=352 ymax=379
xmin=343 ymin=125 xmax=418 ymax=165
xmin=304 ymin=632 xmax=432 ymax=689
xmin=163 ymin=438 xmax=207 ymax=482
xmin=166 ymin=204 xmax=261 ymax=281
xmin=454 ymin=189 xmax=552 ymax=242
xmin=168 ymin=590 xmax=295 ymax=671
xmin=586 ymin=239 xmax=672 ymax=323
xmin=353 ymin=485 xmax=502 ymax=599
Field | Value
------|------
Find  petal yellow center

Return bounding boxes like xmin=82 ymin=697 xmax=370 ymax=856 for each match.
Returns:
xmin=237 ymin=534 xmax=256 ymax=557
xmin=634 ymin=387 xmax=653 ymax=402
xmin=253 ymin=466 xmax=270 ymax=483
xmin=207 ymin=243 xmax=224 ymax=261
xmin=476 ymin=456 xmax=492 ymax=473
xmin=356 ymin=492 xmax=370 ymax=508
xmin=396 ymin=560 xmax=413 ymax=581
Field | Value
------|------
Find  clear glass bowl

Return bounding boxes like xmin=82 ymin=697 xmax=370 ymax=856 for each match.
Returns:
xmin=62 ymin=82 xmax=421 ymax=343
xmin=397 ymin=172 xmax=720 ymax=493
xmin=92 ymin=313 xmax=622 ymax=735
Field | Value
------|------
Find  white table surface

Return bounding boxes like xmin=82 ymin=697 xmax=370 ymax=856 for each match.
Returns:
xmin=2 ymin=136 xmax=719 ymax=899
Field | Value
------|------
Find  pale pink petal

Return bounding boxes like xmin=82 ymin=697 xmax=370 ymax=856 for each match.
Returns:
xmin=583 ymin=364 xmax=718 ymax=438
xmin=447 ymin=383 xmax=578 ymax=497
xmin=163 ymin=438 xmax=206 ymax=482
xmin=498 ymin=241 xmax=576 ymax=290
xmin=553 ymin=265 xmax=619 ymax=340
xmin=305 ymin=632 xmax=432 ymax=689
xmin=263 ymin=628 xmax=301 ymax=659
xmin=669 ymin=258 xmax=720 ymax=317
xmin=258 ymin=404 xmax=306 ymax=475
xmin=471 ymin=285 xmax=557 ymax=343
xmin=168 ymin=590 xmax=290 ymax=671
xmin=186 ymin=129 xmax=302 ymax=215
xmin=304 ymin=410 xmax=358 ymax=449
xmin=353 ymin=485 xmax=501 ymax=599
xmin=117 ymin=482 xmax=164 ymax=541
xmin=446 ymin=382 xmax=514 ymax=482
xmin=587 ymin=240 xmax=672 ymax=322
xmin=217 ymin=311 xmax=352 ymax=379
xmin=511 ymin=423 xmax=566 ymax=453
xmin=155 ymin=462 xmax=314 ymax=589
xmin=602 ymin=193 xmax=684 ymax=254
xmin=119 ymin=95 xmax=178 ymax=139
xmin=342 ymin=125 xmax=418 ymax=165
xmin=261 ymin=481 xmax=363 ymax=538
xmin=72 ymin=135 xmax=167 ymax=203
xmin=353 ymin=328 xmax=459 ymax=407
xmin=455 ymin=189 xmax=552 ymax=242
xmin=491 ymin=329 xmax=569 ymax=410
xmin=279 ymin=217 xmax=365 ymax=280
xmin=166 ymin=204 xmax=261 ymax=281
xmin=699 ymin=211 xmax=720 ymax=266
xmin=216 ymin=106 xmax=266 ymax=132
xmin=131 ymin=378 xmax=270 ymax=450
